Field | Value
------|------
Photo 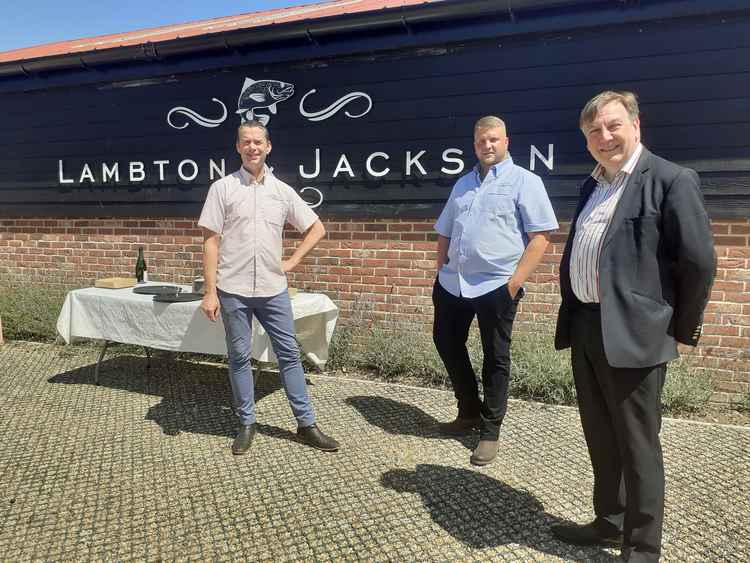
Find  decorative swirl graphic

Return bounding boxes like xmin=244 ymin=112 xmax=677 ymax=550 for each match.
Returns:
xmin=299 ymin=89 xmax=373 ymax=122
xmin=167 ymin=98 xmax=228 ymax=129
xmin=300 ymin=186 xmax=324 ymax=208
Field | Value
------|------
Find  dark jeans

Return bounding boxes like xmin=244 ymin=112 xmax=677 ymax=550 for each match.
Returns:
xmin=571 ymin=305 xmax=665 ymax=563
xmin=432 ymin=279 xmax=522 ymax=440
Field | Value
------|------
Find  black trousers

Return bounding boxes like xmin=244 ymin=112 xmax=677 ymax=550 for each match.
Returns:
xmin=571 ymin=306 xmax=665 ymax=563
xmin=432 ymin=279 xmax=521 ymax=440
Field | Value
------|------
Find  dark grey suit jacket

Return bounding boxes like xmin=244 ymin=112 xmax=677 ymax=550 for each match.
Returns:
xmin=555 ymin=148 xmax=717 ymax=368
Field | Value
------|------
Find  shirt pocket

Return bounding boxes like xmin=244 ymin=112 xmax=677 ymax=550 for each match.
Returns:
xmin=482 ymin=190 xmax=516 ymax=218
xmin=262 ymin=195 xmax=287 ymax=227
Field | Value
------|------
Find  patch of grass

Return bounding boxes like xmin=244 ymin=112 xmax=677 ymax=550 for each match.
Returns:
xmin=662 ymin=357 xmax=715 ymax=415
xmin=0 ymin=283 xmax=75 ymax=342
xmin=509 ymin=331 xmax=576 ymax=405
xmin=732 ymin=392 xmax=750 ymax=413
xmin=327 ymin=315 xmax=714 ymax=415
xmin=359 ymin=324 xmax=447 ymax=384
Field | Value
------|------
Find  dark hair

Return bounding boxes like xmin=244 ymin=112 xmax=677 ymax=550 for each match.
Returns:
xmin=580 ymin=90 xmax=639 ymax=130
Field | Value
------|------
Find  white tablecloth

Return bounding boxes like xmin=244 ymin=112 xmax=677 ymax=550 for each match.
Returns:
xmin=56 ymin=284 xmax=338 ymax=367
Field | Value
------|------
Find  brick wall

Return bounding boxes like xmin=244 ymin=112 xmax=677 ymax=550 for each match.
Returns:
xmin=1 ymin=217 xmax=748 ymax=403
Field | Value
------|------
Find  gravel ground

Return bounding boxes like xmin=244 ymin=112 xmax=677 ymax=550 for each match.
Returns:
xmin=1 ymin=341 xmax=748 ymax=562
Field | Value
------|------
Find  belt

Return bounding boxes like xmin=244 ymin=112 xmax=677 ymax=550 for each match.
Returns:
xmin=578 ymin=301 xmax=601 ymax=311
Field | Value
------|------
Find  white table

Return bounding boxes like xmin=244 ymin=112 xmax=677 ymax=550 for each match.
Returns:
xmin=56 ymin=284 xmax=339 ymax=383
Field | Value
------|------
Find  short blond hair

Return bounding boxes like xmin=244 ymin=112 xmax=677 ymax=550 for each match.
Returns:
xmin=474 ymin=116 xmax=507 ymax=136
xmin=580 ymin=90 xmax=639 ymax=130
xmin=237 ymin=120 xmax=270 ymax=143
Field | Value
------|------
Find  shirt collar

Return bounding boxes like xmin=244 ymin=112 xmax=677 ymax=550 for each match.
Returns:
xmin=238 ymin=164 xmax=270 ymax=186
xmin=591 ymin=143 xmax=643 ymax=184
xmin=474 ymin=154 xmax=514 ymax=182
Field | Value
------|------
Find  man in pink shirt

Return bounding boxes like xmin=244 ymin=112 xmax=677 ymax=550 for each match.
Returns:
xmin=198 ymin=120 xmax=339 ymax=455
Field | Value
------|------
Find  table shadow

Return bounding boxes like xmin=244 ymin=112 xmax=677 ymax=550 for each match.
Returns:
xmin=380 ymin=464 xmax=617 ymax=561
xmin=346 ymin=395 xmax=476 ymax=449
xmin=47 ymin=353 xmax=301 ymax=443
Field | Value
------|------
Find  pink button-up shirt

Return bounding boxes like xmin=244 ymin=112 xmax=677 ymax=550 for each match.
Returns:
xmin=198 ymin=166 xmax=318 ymax=298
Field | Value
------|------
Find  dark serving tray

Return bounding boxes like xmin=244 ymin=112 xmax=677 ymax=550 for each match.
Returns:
xmin=133 ymin=285 xmax=182 ymax=295
xmin=153 ymin=292 xmax=203 ymax=303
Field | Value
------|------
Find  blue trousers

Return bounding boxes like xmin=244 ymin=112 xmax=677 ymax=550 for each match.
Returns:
xmin=218 ymin=288 xmax=315 ymax=428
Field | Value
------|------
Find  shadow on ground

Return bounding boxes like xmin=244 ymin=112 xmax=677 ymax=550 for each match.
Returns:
xmin=46 ymin=353 xmax=295 ymax=441
xmin=381 ymin=463 xmax=616 ymax=561
xmin=346 ymin=394 xmax=476 ymax=449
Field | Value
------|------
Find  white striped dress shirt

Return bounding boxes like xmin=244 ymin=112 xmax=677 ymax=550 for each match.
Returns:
xmin=570 ymin=143 xmax=643 ymax=303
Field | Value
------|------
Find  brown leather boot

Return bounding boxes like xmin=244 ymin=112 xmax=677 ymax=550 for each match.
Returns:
xmin=297 ymin=424 xmax=340 ymax=452
xmin=470 ymin=438 xmax=499 ymax=466
xmin=231 ymin=423 xmax=257 ymax=455
xmin=435 ymin=416 xmax=481 ymax=436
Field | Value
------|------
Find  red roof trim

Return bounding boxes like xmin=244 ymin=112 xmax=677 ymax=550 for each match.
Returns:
xmin=0 ymin=0 xmax=443 ymax=64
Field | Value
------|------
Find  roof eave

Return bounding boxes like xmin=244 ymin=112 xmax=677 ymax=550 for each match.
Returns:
xmin=0 ymin=0 xmax=613 ymax=79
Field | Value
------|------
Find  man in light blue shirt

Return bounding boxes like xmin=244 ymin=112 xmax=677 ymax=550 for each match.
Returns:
xmin=433 ymin=116 xmax=558 ymax=466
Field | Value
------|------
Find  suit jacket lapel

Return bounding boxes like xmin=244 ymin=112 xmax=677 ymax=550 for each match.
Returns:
xmin=567 ymin=177 xmax=596 ymax=241
xmin=600 ymin=148 xmax=652 ymax=251
xmin=576 ymin=178 xmax=596 ymax=219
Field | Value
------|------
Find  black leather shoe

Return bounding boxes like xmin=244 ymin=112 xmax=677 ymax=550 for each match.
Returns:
xmin=231 ymin=423 xmax=257 ymax=455
xmin=435 ymin=416 xmax=481 ymax=436
xmin=470 ymin=438 xmax=500 ymax=466
xmin=551 ymin=520 xmax=623 ymax=547
xmin=297 ymin=424 xmax=340 ymax=452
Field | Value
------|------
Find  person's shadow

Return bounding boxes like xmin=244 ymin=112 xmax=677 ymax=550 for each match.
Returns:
xmin=381 ymin=464 xmax=617 ymax=561
xmin=47 ymin=352 xmax=299 ymax=443
xmin=346 ymin=395 xmax=475 ymax=449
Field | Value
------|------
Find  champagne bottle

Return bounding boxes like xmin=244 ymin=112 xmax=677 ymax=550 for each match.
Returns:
xmin=135 ymin=247 xmax=147 ymax=283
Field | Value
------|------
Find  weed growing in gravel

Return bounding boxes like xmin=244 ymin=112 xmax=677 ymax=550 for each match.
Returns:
xmin=733 ymin=392 xmax=750 ymax=413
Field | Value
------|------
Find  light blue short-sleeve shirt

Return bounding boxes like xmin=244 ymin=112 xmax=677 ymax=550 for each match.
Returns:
xmin=434 ymin=155 xmax=559 ymax=298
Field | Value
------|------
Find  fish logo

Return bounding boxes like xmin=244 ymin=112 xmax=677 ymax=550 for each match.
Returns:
xmin=236 ymin=78 xmax=295 ymax=126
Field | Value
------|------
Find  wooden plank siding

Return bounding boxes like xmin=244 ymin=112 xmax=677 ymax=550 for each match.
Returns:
xmin=1 ymin=12 xmax=749 ymax=218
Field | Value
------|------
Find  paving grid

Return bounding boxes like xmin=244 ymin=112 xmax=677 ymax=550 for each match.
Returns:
xmin=0 ymin=341 xmax=748 ymax=562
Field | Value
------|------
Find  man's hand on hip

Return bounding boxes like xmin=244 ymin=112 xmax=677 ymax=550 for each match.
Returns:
xmin=507 ymin=278 xmax=521 ymax=299
xmin=201 ymin=292 xmax=220 ymax=321
xmin=281 ymin=258 xmax=299 ymax=273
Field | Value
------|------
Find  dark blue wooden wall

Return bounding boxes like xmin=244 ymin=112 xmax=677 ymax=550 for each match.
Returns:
xmin=1 ymin=9 xmax=749 ymax=218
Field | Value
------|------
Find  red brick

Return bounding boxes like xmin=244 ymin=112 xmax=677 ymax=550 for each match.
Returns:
xmin=702 ymin=325 xmax=740 ymax=336
xmin=719 ymin=336 xmax=750 ymax=348
xmin=717 ymin=258 xmax=746 ymax=269
xmin=715 ymin=381 xmax=749 ymax=393
xmin=711 ymin=223 xmax=730 ymax=235
xmin=329 ymin=232 xmax=353 ymax=240
xmin=712 ymin=281 xmax=745 ymax=292
xmin=725 ymin=269 xmax=750 ymax=282
xmin=397 ymin=251 xmax=424 ymax=260
xmin=715 ymin=236 xmax=749 ymax=246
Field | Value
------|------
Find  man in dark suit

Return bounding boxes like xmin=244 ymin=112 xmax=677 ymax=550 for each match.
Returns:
xmin=552 ymin=90 xmax=716 ymax=562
